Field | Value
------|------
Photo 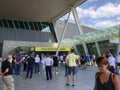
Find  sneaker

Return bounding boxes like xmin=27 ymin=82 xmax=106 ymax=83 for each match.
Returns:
xmin=72 ymin=84 xmax=75 ymax=87
xmin=65 ymin=83 xmax=70 ymax=86
xmin=56 ymin=72 xmax=58 ymax=74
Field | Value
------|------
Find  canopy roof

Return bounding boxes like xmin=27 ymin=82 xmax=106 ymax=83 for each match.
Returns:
xmin=62 ymin=24 xmax=120 ymax=45
xmin=0 ymin=0 xmax=86 ymax=22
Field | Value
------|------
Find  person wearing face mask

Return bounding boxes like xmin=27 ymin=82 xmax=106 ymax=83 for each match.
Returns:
xmin=1 ymin=54 xmax=14 ymax=90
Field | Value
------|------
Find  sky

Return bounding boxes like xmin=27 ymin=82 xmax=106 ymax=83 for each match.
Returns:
xmin=60 ymin=0 xmax=120 ymax=30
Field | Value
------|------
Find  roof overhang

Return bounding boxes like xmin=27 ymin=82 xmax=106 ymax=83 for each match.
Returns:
xmin=0 ymin=0 xmax=86 ymax=22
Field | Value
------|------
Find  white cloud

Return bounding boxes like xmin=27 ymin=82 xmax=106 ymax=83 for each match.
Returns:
xmin=117 ymin=17 xmax=120 ymax=20
xmin=59 ymin=12 xmax=77 ymax=23
xmin=60 ymin=2 xmax=120 ymax=29
xmin=59 ymin=12 xmax=74 ymax=21
xmin=87 ymin=0 xmax=98 ymax=2
xmin=77 ymin=2 xmax=120 ymax=19
xmin=94 ymin=20 xmax=120 ymax=28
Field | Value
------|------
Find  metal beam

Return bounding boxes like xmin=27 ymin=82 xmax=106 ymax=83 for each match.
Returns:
xmin=117 ymin=29 xmax=120 ymax=55
xmin=95 ymin=41 xmax=101 ymax=56
xmin=56 ymin=12 xmax=71 ymax=55
xmin=71 ymin=7 xmax=88 ymax=55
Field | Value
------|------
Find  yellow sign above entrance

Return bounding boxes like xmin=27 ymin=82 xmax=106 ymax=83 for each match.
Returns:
xmin=35 ymin=47 xmax=70 ymax=51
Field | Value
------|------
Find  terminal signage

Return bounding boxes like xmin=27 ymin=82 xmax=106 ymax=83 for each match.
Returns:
xmin=35 ymin=47 xmax=70 ymax=51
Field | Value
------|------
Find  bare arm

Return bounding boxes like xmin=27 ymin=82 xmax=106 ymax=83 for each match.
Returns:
xmin=65 ymin=58 xmax=68 ymax=65
xmin=114 ymin=75 xmax=120 ymax=90
xmin=93 ymin=74 xmax=98 ymax=90
xmin=14 ymin=59 xmax=16 ymax=64
xmin=78 ymin=58 xmax=81 ymax=65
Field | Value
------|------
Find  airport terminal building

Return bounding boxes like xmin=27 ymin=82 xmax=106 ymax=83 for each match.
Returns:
xmin=0 ymin=0 xmax=87 ymax=56
xmin=0 ymin=0 xmax=119 ymax=57
xmin=0 ymin=20 xmax=58 ymax=56
xmin=0 ymin=18 xmax=95 ymax=56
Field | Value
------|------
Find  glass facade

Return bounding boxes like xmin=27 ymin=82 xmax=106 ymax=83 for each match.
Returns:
xmin=76 ymin=44 xmax=85 ymax=54
xmin=76 ymin=40 xmax=117 ymax=58
xmin=86 ymin=42 xmax=98 ymax=57
xmin=0 ymin=19 xmax=54 ymax=33
xmin=0 ymin=19 xmax=57 ymax=43
xmin=98 ymin=40 xmax=117 ymax=55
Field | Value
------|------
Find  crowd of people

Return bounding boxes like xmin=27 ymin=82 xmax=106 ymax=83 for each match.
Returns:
xmin=0 ymin=49 xmax=120 ymax=90
xmin=0 ymin=53 xmax=60 ymax=90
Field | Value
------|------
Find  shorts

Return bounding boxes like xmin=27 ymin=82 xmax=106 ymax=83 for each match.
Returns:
xmin=81 ymin=60 xmax=85 ymax=65
xmin=93 ymin=59 xmax=96 ymax=62
xmin=117 ymin=63 xmax=120 ymax=66
xmin=53 ymin=63 xmax=58 ymax=67
xmin=68 ymin=66 xmax=77 ymax=75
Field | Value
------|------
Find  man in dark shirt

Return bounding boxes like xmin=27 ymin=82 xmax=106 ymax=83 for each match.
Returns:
xmin=26 ymin=54 xmax=35 ymax=80
xmin=1 ymin=54 xmax=14 ymax=90
xmin=53 ymin=55 xmax=59 ymax=74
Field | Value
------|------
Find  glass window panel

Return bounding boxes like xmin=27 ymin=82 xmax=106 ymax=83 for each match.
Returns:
xmin=24 ymin=21 xmax=29 ymax=30
xmin=33 ymin=22 xmax=38 ymax=30
xmin=19 ymin=21 xmax=25 ymax=29
xmin=42 ymin=22 xmax=47 ymax=28
xmin=13 ymin=20 xmax=19 ymax=28
xmin=8 ymin=20 xmax=14 ymax=28
xmin=37 ymin=22 xmax=42 ymax=30
xmin=2 ymin=19 xmax=9 ymax=28
xmin=29 ymin=22 xmax=34 ymax=30
xmin=0 ymin=20 xmax=3 ymax=27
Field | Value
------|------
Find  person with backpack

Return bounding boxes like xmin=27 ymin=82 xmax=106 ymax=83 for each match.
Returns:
xmin=94 ymin=57 xmax=120 ymax=90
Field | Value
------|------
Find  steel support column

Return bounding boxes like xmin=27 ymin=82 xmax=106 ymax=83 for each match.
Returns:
xmin=56 ymin=12 xmax=71 ymax=55
xmin=72 ymin=7 xmax=88 ymax=55
xmin=117 ymin=30 xmax=120 ymax=55
xmin=95 ymin=41 xmax=101 ymax=56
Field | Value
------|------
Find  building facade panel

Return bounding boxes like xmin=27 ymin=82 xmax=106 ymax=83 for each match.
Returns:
xmin=0 ymin=28 xmax=56 ymax=42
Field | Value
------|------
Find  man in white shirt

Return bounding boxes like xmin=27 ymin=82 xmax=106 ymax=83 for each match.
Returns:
xmin=59 ymin=55 xmax=63 ymax=65
xmin=44 ymin=54 xmax=53 ymax=80
xmin=115 ymin=52 xmax=120 ymax=73
xmin=34 ymin=55 xmax=40 ymax=74
xmin=108 ymin=53 xmax=116 ymax=73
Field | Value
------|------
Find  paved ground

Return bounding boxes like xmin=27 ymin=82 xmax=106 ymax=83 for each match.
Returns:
xmin=0 ymin=66 xmax=120 ymax=90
